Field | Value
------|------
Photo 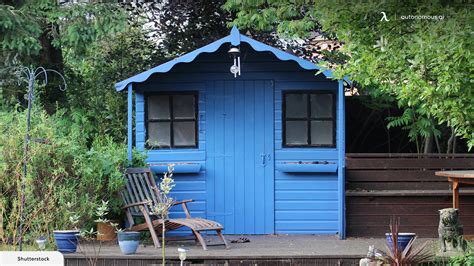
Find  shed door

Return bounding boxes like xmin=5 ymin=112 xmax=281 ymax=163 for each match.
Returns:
xmin=206 ymin=80 xmax=274 ymax=234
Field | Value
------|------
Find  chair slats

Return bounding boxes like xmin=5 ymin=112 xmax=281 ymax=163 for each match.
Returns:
xmin=121 ymin=167 xmax=229 ymax=250
xmin=124 ymin=175 xmax=141 ymax=215
xmin=130 ymin=172 xmax=151 ymax=214
xmin=136 ymin=172 xmax=154 ymax=211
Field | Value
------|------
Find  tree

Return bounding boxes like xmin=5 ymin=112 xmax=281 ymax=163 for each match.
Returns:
xmin=224 ymin=0 xmax=473 ymax=151
xmin=0 ymin=0 xmax=127 ymax=109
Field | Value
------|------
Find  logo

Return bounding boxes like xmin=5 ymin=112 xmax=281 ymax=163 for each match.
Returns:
xmin=380 ymin=12 xmax=390 ymax=22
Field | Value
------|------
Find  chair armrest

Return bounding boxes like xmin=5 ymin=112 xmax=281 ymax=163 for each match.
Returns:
xmin=123 ymin=201 xmax=150 ymax=209
xmin=173 ymin=199 xmax=194 ymax=218
xmin=173 ymin=199 xmax=194 ymax=206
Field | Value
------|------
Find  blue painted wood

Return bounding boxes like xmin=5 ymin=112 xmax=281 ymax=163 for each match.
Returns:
xmin=115 ymin=27 xmax=348 ymax=91
xmin=149 ymin=163 xmax=202 ymax=173
xmin=206 ymin=80 xmax=274 ymax=234
xmin=337 ymin=79 xmax=346 ymax=239
xmin=273 ymin=80 xmax=341 ymax=235
xmin=263 ymin=80 xmax=275 ymax=233
xmin=127 ymin=84 xmax=133 ymax=161
xmin=275 ymin=162 xmax=338 ymax=173
xmin=151 ymin=167 xmax=207 ymax=236
xmin=121 ymin=34 xmax=346 ymax=237
xmin=274 ymin=151 xmax=338 ymax=160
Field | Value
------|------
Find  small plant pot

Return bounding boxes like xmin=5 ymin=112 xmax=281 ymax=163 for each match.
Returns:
xmin=385 ymin=233 xmax=416 ymax=251
xmin=53 ymin=230 xmax=79 ymax=253
xmin=97 ymin=221 xmax=118 ymax=241
xmin=118 ymin=232 xmax=140 ymax=255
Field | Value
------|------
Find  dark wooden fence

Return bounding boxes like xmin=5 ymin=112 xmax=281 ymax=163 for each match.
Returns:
xmin=346 ymin=153 xmax=474 ymax=237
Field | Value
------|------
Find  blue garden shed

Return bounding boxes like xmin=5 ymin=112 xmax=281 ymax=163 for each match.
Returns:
xmin=115 ymin=27 xmax=347 ymax=238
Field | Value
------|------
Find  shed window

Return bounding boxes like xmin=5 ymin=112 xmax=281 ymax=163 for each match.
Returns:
xmin=146 ymin=93 xmax=198 ymax=149
xmin=283 ymin=91 xmax=335 ymax=147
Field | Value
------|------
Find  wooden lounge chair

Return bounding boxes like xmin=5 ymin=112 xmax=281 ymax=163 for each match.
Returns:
xmin=121 ymin=168 xmax=229 ymax=250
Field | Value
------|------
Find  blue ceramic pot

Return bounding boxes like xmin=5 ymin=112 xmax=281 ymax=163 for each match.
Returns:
xmin=385 ymin=233 xmax=416 ymax=251
xmin=53 ymin=230 xmax=79 ymax=253
xmin=118 ymin=232 xmax=140 ymax=255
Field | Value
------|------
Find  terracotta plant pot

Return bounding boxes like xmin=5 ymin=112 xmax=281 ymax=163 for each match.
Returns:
xmin=97 ymin=221 xmax=118 ymax=241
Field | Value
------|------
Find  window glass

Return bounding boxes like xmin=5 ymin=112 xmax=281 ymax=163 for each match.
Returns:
xmin=148 ymin=122 xmax=171 ymax=147
xmin=311 ymin=94 xmax=333 ymax=118
xmin=285 ymin=121 xmax=308 ymax=145
xmin=173 ymin=121 xmax=196 ymax=146
xmin=173 ymin=95 xmax=195 ymax=119
xmin=283 ymin=91 xmax=335 ymax=147
xmin=148 ymin=95 xmax=170 ymax=119
xmin=311 ymin=121 xmax=333 ymax=145
xmin=285 ymin=94 xmax=307 ymax=118
xmin=146 ymin=93 xmax=198 ymax=149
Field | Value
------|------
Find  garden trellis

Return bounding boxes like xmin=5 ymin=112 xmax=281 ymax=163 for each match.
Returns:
xmin=13 ymin=66 xmax=67 ymax=251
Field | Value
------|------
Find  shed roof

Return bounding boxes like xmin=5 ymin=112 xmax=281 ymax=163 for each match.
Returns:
xmin=115 ymin=26 xmax=347 ymax=91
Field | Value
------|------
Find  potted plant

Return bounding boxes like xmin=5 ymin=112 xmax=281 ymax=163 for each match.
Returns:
xmin=374 ymin=217 xmax=433 ymax=265
xmin=53 ymin=202 xmax=80 ymax=253
xmin=96 ymin=220 xmax=119 ymax=241
xmin=94 ymin=201 xmax=120 ymax=241
xmin=385 ymin=232 xmax=417 ymax=252
xmin=385 ymin=217 xmax=417 ymax=252
xmin=108 ymin=221 xmax=140 ymax=255
xmin=116 ymin=230 xmax=141 ymax=255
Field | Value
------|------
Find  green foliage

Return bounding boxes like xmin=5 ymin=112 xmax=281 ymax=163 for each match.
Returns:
xmin=223 ymin=0 xmax=317 ymax=38
xmin=387 ymin=108 xmax=441 ymax=152
xmin=449 ymin=245 xmax=474 ymax=266
xmin=0 ymin=4 xmax=43 ymax=56
xmin=0 ymin=0 xmax=127 ymax=62
xmin=63 ymin=25 xmax=167 ymax=141
xmin=224 ymin=0 xmax=474 ymax=150
xmin=0 ymin=104 xmax=144 ymax=247
xmin=49 ymin=3 xmax=127 ymax=63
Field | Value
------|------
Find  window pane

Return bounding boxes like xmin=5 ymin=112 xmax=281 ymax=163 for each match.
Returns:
xmin=173 ymin=95 xmax=196 ymax=119
xmin=285 ymin=121 xmax=308 ymax=145
xmin=173 ymin=121 xmax=196 ymax=146
xmin=311 ymin=121 xmax=333 ymax=145
xmin=285 ymin=94 xmax=308 ymax=118
xmin=311 ymin=94 xmax=333 ymax=118
xmin=148 ymin=122 xmax=171 ymax=147
xmin=148 ymin=95 xmax=170 ymax=119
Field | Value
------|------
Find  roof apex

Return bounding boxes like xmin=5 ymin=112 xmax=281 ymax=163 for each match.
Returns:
xmin=230 ymin=25 xmax=240 ymax=45
xmin=115 ymin=27 xmax=349 ymax=91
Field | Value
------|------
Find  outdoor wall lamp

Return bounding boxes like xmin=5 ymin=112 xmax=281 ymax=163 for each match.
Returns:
xmin=178 ymin=247 xmax=188 ymax=266
xmin=228 ymin=46 xmax=241 ymax=78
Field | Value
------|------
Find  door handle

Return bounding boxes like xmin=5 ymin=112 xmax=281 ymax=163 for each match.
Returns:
xmin=261 ymin=153 xmax=266 ymax=166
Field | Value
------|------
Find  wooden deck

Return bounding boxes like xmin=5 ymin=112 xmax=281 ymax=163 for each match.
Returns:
xmin=64 ymin=235 xmax=430 ymax=265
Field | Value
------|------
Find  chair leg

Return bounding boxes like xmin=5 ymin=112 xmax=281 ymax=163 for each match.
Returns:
xmin=125 ymin=211 xmax=134 ymax=228
xmin=216 ymin=230 xmax=229 ymax=249
xmin=140 ymin=206 xmax=161 ymax=248
xmin=191 ymin=231 xmax=200 ymax=245
xmin=193 ymin=230 xmax=208 ymax=250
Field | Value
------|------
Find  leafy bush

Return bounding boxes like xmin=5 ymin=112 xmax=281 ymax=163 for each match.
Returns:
xmin=450 ymin=246 xmax=474 ymax=266
xmin=0 ymin=104 xmax=144 ymax=246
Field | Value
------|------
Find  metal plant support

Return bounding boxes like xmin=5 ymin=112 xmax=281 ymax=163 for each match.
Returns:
xmin=15 ymin=67 xmax=67 ymax=251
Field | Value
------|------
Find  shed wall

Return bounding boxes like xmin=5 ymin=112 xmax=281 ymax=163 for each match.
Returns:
xmin=134 ymin=44 xmax=341 ymax=234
